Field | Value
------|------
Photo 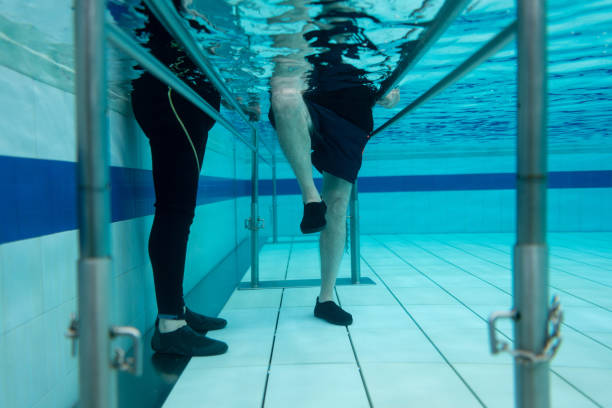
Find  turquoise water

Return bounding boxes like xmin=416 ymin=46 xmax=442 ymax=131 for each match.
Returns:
xmin=109 ymin=0 xmax=612 ymax=157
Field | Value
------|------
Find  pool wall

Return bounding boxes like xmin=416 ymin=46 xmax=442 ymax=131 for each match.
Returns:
xmin=0 ymin=62 xmax=264 ymax=407
xmin=273 ymin=153 xmax=612 ymax=236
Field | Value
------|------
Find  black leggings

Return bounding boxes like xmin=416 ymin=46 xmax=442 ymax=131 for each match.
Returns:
xmin=131 ymin=73 xmax=220 ymax=317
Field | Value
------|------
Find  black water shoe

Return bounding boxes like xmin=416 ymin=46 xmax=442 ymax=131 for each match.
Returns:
xmin=314 ymin=296 xmax=353 ymax=326
xmin=185 ymin=307 xmax=227 ymax=333
xmin=300 ymin=201 xmax=327 ymax=234
xmin=151 ymin=324 xmax=228 ymax=356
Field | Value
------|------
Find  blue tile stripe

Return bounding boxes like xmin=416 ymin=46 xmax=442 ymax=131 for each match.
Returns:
xmin=259 ymin=171 xmax=612 ymax=194
xmin=1 ymin=155 xmax=610 ymax=244
xmin=0 ymin=156 xmax=250 ymax=244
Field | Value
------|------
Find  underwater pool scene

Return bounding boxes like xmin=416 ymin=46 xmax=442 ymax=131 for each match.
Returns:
xmin=0 ymin=0 xmax=611 ymax=407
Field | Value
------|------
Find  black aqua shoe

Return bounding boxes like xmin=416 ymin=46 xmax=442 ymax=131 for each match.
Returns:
xmin=151 ymin=324 xmax=228 ymax=356
xmin=314 ymin=296 xmax=353 ymax=326
xmin=185 ymin=307 xmax=227 ymax=333
xmin=300 ymin=201 xmax=327 ymax=234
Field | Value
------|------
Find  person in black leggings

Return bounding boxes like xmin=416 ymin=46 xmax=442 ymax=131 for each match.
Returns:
xmin=130 ymin=0 xmax=229 ymax=356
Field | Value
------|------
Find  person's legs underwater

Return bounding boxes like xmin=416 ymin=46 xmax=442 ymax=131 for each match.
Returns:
xmin=268 ymin=4 xmax=327 ymax=234
xmin=270 ymin=82 xmax=328 ymax=233
xmin=131 ymin=73 xmax=228 ymax=356
xmin=314 ymin=171 xmax=353 ymax=325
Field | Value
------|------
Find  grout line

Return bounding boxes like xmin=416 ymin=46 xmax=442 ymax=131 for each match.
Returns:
xmin=1 ymin=296 xmax=77 ymax=337
xmin=334 ymin=287 xmax=375 ymax=408
xmin=549 ymin=236 xmax=612 ymax=261
xmin=544 ymin=287 xmax=612 ymax=313
xmin=470 ymin=236 xmax=612 ymax=289
xmin=384 ymin=234 xmax=610 ymax=404
xmin=374 ymin=236 xmax=514 ymax=343
xmin=260 ymin=240 xmax=293 ymax=408
xmin=433 ymin=239 xmax=612 ymax=351
xmin=363 ymin=238 xmax=488 ymax=408
xmin=435 ymin=238 xmax=612 ymax=313
xmin=550 ymin=370 xmax=604 ymax=408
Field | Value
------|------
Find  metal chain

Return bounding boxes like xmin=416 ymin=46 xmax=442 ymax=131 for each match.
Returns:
xmin=510 ymin=295 xmax=564 ymax=364
xmin=489 ymin=295 xmax=564 ymax=364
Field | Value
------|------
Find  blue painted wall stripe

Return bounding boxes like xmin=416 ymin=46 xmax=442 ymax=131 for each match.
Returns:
xmin=1 ymin=155 xmax=610 ymax=244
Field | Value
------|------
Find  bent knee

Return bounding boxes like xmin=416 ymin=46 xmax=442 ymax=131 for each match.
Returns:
xmin=324 ymin=194 xmax=350 ymax=221
xmin=270 ymin=87 xmax=303 ymax=111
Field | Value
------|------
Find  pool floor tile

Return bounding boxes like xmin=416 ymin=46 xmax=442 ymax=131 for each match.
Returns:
xmin=164 ymin=233 xmax=612 ymax=407
xmin=162 ymin=365 xmax=268 ymax=408
xmin=264 ymin=364 xmax=369 ymax=408
xmin=361 ymin=362 xmax=482 ymax=408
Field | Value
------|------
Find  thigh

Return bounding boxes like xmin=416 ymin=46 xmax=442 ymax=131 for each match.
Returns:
xmin=131 ymin=74 xmax=219 ymax=212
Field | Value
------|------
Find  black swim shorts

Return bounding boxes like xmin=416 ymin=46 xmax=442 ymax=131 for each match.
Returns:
xmin=268 ymin=99 xmax=370 ymax=184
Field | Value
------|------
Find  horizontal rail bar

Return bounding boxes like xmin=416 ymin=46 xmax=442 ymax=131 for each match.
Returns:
xmin=143 ymin=0 xmax=274 ymax=156
xmin=376 ymin=0 xmax=470 ymax=100
xmin=106 ymin=22 xmax=271 ymax=165
xmin=371 ymin=21 xmax=517 ymax=137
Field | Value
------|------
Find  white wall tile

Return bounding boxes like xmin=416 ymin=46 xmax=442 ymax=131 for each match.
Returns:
xmin=41 ymin=230 xmax=77 ymax=312
xmin=0 ymin=66 xmax=37 ymax=158
xmin=0 ymin=245 xmax=4 ymax=335
xmin=1 ymin=238 xmax=44 ymax=332
xmin=55 ymin=369 xmax=78 ymax=408
xmin=1 ymin=314 xmax=50 ymax=408
xmin=109 ymin=110 xmax=144 ymax=169
xmin=0 ymin=334 xmax=5 ymax=408
xmin=185 ymin=200 xmax=238 ymax=291
xmin=33 ymin=81 xmax=75 ymax=162
xmin=202 ymin=144 xmax=235 ymax=178
xmin=44 ymin=298 xmax=78 ymax=386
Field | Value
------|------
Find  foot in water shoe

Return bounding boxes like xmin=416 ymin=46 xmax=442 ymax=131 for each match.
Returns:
xmin=300 ymin=201 xmax=327 ymax=234
xmin=185 ymin=307 xmax=227 ymax=333
xmin=151 ymin=324 xmax=228 ymax=356
xmin=314 ymin=296 xmax=353 ymax=325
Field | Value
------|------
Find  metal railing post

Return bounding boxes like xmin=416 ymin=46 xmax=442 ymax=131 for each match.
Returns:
xmin=514 ymin=0 xmax=549 ymax=406
xmin=75 ymin=0 xmax=115 ymax=406
xmin=250 ymin=129 xmax=260 ymax=288
xmin=350 ymin=180 xmax=361 ymax=284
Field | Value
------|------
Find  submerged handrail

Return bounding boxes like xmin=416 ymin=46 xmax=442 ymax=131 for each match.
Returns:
xmin=106 ymin=22 xmax=271 ymax=165
xmin=376 ymin=0 xmax=470 ymax=100
xmin=371 ymin=21 xmax=517 ymax=137
xmin=142 ymin=0 xmax=274 ymax=156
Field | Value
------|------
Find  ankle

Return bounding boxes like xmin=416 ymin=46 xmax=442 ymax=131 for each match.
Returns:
xmin=304 ymin=197 xmax=321 ymax=205
xmin=159 ymin=318 xmax=187 ymax=333
xmin=318 ymin=294 xmax=334 ymax=303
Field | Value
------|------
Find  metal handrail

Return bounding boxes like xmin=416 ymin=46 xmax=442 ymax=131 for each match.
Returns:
xmin=371 ymin=21 xmax=517 ymax=137
xmin=376 ymin=0 xmax=471 ymax=100
xmin=106 ymin=22 xmax=271 ymax=165
xmin=142 ymin=0 xmax=274 ymax=156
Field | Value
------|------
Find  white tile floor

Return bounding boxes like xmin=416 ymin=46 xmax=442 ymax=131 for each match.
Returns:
xmin=163 ymin=233 xmax=612 ymax=408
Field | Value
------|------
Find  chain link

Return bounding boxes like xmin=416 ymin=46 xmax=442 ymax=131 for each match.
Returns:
xmin=489 ymin=295 xmax=563 ymax=364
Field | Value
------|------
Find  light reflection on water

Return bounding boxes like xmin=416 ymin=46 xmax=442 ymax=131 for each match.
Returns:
xmin=0 ymin=0 xmax=610 ymax=157
xmin=185 ymin=0 xmax=612 ymax=155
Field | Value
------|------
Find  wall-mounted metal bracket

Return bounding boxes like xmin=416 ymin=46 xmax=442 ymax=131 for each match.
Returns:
xmin=66 ymin=314 xmax=79 ymax=357
xmin=110 ymin=326 xmax=143 ymax=376
xmin=488 ymin=295 xmax=563 ymax=364
xmin=245 ymin=217 xmax=264 ymax=231
xmin=67 ymin=317 xmax=143 ymax=376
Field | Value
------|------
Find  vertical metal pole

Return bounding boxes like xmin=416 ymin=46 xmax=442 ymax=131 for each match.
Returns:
xmin=250 ymin=129 xmax=260 ymax=288
xmin=272 ymin=152 xmax=278 ymax=243
xmin=514 ymin=0 xmax=549 ymax=407
xmin=75 ymin=0 xmax=116 ymax=407
xmin=350 ymin=180 xmax=361 ymax=284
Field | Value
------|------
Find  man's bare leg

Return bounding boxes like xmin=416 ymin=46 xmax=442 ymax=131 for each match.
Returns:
xmin=318 ymin=172 xmax=352 ymax=302
xmin=270 ymin=83 xmax=320 ymax=204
